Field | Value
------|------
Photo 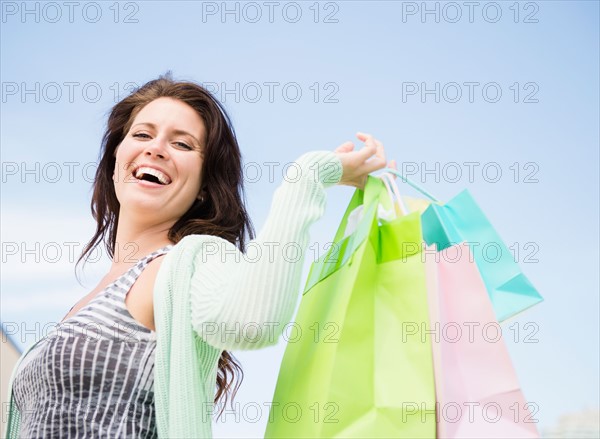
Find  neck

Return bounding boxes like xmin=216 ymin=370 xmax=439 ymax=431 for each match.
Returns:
xmin=112 ymin=211 xmax=175 ymax=266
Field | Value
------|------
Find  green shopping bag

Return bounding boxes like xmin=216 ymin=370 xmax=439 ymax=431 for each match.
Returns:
xmin=265 ymin=176 xmax=436 ymax=438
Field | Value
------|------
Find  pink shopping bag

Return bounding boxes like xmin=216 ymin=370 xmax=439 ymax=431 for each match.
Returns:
xmin=424 ymin=243 xmax=540 ymax=438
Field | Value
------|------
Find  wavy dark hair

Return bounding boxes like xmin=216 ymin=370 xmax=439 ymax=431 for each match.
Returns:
xmin=75 ymin=71 xmax=254 ymax=417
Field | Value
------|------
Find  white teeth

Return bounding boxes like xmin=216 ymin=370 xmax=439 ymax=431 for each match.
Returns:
xmin=134 ymin=166 xmax=171 ymax=185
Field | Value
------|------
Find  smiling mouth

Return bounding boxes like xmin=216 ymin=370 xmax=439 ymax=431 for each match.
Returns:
xmin=133 ymin=166 xmax=172 ymax=185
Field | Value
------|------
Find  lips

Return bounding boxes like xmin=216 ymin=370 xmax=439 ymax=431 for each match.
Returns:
xmin=132 ymin=165 xmax=172 ymax=185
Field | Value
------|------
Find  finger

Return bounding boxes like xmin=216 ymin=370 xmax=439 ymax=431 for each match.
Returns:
xmin=356 ymin=131 xmax=371 ymax=141
xmin=356 ymin=132 xmax=378 ymax=154
xmin=357 ymin=133 xmax=383 ymax=154
xmin=334 ymin=141 xmax=354 ymax=153
xmin=373 ymin=137 xmax=386 ymax=162
xmin=355 ymin=133 xmax=378 ymax=161
xmin=363 ymin=140 xmax=386 ymax=174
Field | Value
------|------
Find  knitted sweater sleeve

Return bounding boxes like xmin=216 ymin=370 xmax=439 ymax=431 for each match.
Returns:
xmin=184 ymin=150 xmax=343 ymax=350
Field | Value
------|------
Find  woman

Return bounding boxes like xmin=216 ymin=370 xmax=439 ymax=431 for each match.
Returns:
xmin=4 ymin=73 xmax=391 ymax=438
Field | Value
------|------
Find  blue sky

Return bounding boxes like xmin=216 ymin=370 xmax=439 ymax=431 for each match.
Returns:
xmin=1 ymin=1 xmax=599 ymax=436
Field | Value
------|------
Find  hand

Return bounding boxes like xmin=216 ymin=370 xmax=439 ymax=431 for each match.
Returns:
xmin=333 ymin=132 xmax=395 ymax=190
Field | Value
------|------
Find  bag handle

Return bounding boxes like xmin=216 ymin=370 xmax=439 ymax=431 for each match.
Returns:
xmin=304 ymin=168 xmax=439 ymax=294
xmin=378 ymin=168 xmax=441 ymax=203
xmin=304 ymin=176 xmax=389 ymax=293
xmin=331 ymin=175 xmax=387 ymax=244
xmin=378 ymin=172 xmax=409 ymax=216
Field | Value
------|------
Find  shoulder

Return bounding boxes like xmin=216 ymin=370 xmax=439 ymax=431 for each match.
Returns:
xmin=143 ymin=254 xmax=166 ymax=277
xmin=134 ymin=254 xmax=168 ymax=297
xmin=169 ymin=234 xmax=238 ymax=264
xmin=126 ymin=255 xmax=168 ymax=332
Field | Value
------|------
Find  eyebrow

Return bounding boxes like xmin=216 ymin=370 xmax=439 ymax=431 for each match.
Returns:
xmin=131 ymin=122 xmax=202 ymax=147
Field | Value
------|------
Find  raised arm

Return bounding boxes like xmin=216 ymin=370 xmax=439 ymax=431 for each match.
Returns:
xmin=185 ymin=150 xmax=343 ymax=350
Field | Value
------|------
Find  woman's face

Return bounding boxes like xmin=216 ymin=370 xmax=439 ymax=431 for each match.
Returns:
xmin=113 ymin=97 xmax=206 ymax=225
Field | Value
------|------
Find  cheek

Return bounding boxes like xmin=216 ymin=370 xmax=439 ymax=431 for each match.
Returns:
xmin=112 ymin=149 xmax=134 ymax=197
xmin=113 ymin=141 xmax=139 ymax=179
xmin=180 ymin=158 xmax=203 ymax=189
xmin=112 ymin=167 xmax=126 ymax=202
xmin=115 ymin=141 xmax=129 ymax=159
xmin=181 ymin=170 xmax=202 ymax=197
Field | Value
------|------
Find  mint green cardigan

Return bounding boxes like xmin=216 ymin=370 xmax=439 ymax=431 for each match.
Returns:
xmin=3 ymin=151 xmax=343 ymax=438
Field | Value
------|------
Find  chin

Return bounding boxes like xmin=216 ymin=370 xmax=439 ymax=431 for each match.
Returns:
xmin=121 ymin=199 xmax=169 ymax=214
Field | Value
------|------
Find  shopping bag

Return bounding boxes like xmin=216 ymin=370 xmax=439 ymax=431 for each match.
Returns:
xmin=265 ymin=176 xmax=436 ymax=438
xmin=424 ymin=242 xmax=540 ymax=438
xmin=383 ymin=169 xmax=543 ymax=322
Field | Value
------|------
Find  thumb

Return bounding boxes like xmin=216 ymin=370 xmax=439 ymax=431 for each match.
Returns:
xmin=334 ymin=141 xmax=354 ymax=153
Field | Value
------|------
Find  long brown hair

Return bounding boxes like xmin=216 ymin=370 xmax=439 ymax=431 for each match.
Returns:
xmin=76 ymin=71 xmax=254 ymax=416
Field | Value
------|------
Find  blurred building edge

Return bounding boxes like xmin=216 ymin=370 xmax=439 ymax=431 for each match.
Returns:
xmin=543 ymin=409 xmax=600 ymax=438
xmin=1 ymin=322 xmax=21 ymax=438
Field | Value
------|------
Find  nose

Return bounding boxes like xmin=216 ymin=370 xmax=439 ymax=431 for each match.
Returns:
xmin=143 ymin=135 xmax=170 ymax=160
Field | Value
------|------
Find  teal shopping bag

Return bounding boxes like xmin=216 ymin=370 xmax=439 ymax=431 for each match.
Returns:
xmin=384 ymin=170 xmax=543 ymax=322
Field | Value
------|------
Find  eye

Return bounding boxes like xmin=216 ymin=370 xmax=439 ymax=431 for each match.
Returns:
xmin=132 ymin=132 xmax=194 ymax=151
xmin=174 ymin=141 xmax=193 ymax=150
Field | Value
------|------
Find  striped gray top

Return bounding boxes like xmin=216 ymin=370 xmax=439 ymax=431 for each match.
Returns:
xmin=11 ymin=245 xmax=173 ymax=438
